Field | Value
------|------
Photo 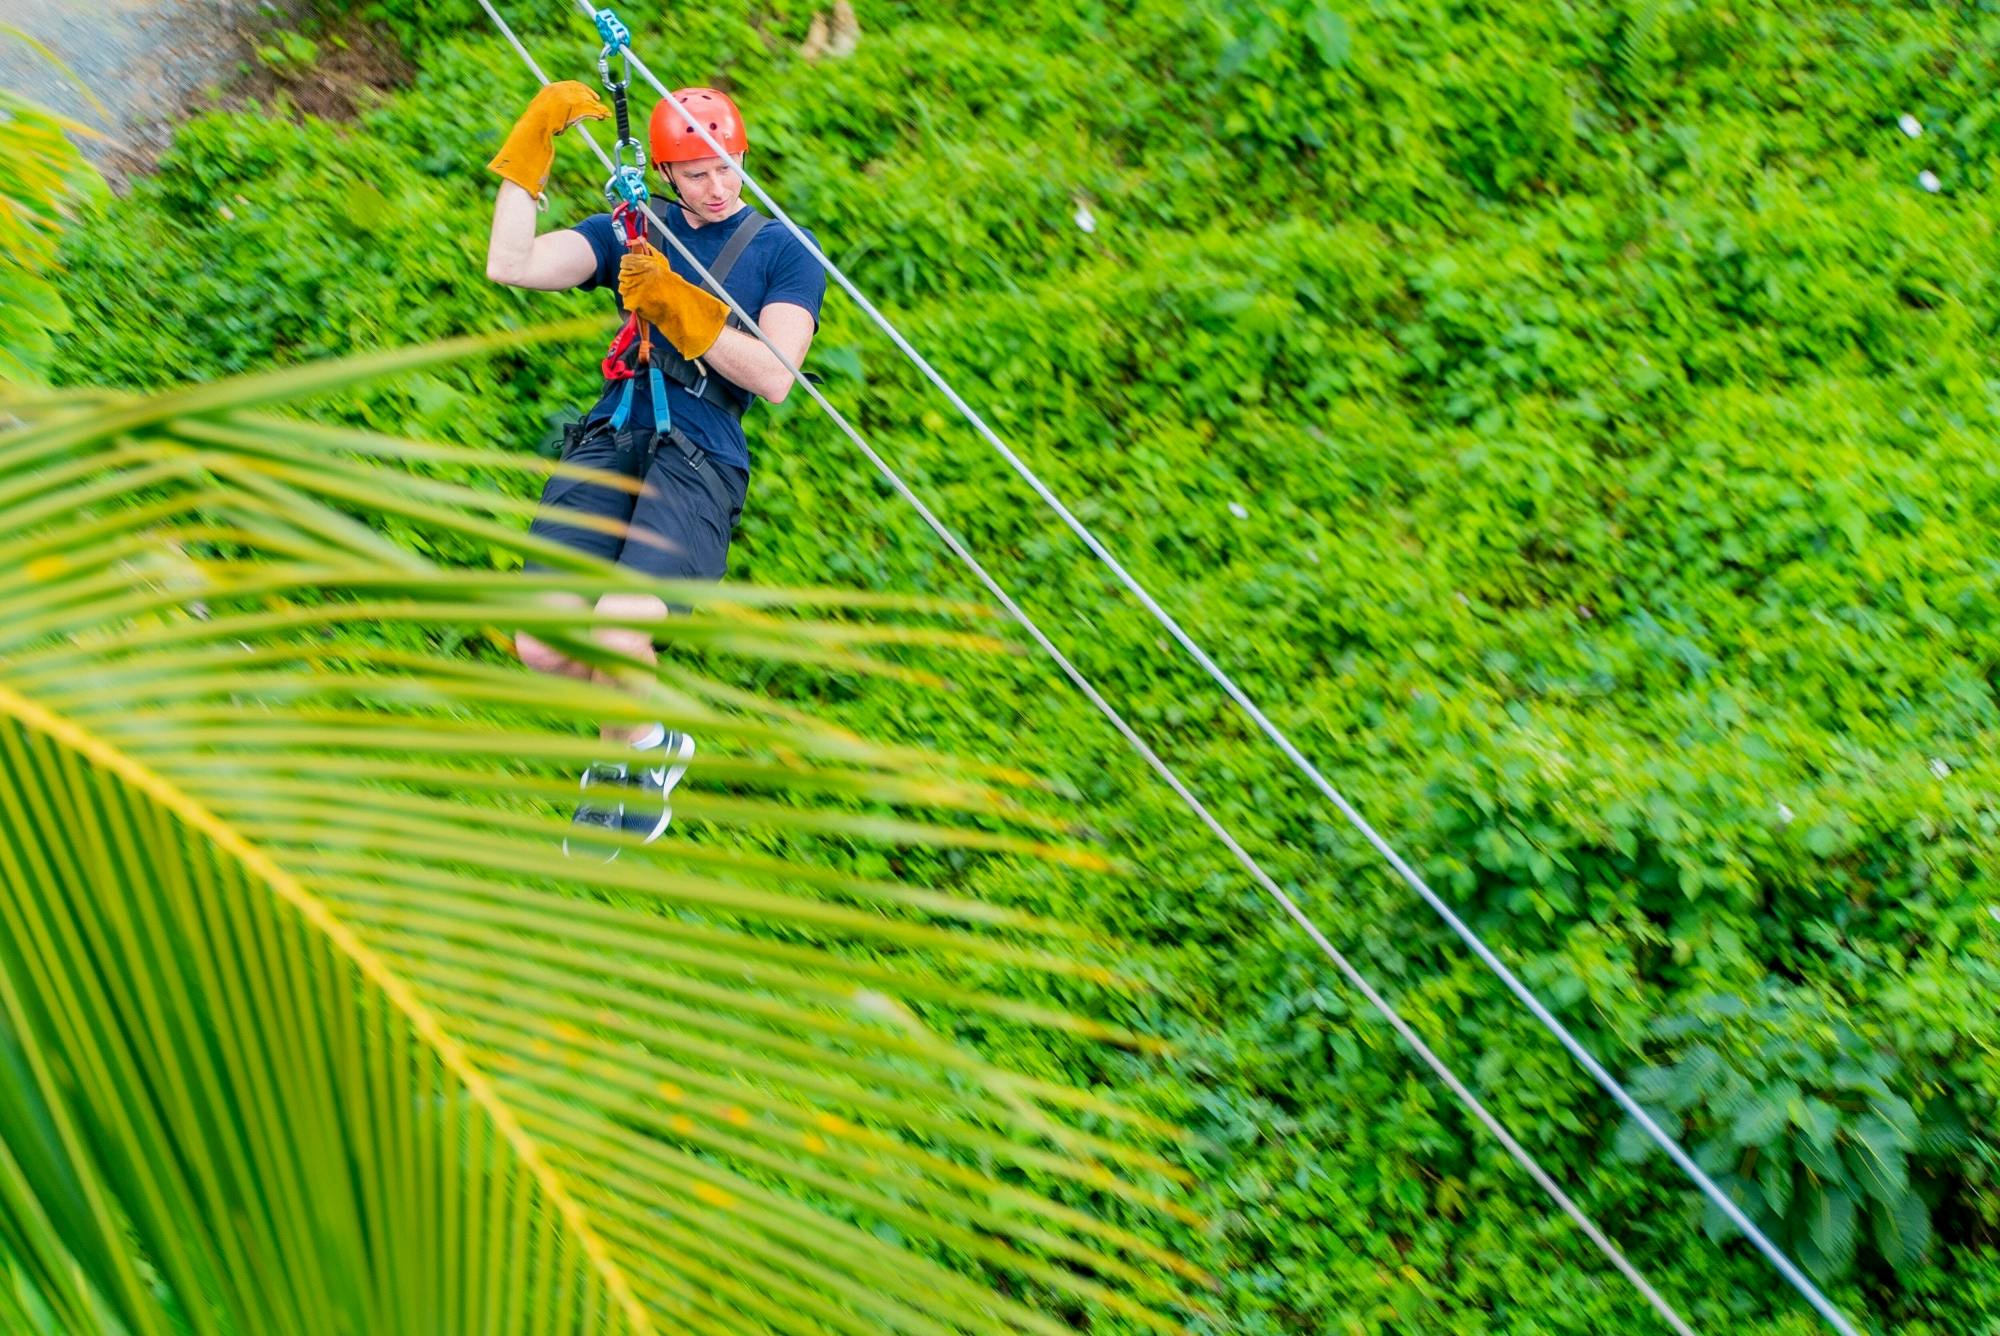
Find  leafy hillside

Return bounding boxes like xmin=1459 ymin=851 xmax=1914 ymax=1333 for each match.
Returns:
xmin=44 ymin=0 xmax=2000 ymax=1330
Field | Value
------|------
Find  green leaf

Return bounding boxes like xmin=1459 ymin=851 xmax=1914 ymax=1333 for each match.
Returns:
xmin=1868 ymin=1093 xmax=1919 ymax=1139
xmin=1613 ymin=1108 xmax=1679 ymax=1163
xmin=1843 ymin=1115 xmax=1909 ymax=1202
xmin=1796 ymin=1130 xmax=1845 ymax=1183
xmin=1700 ymin=1173 xmax=1764 ymax=1243
xmin=1872 ymin=1096 xmax=1920 ymax=1136
xmin=1916 ymin=1101 xmax=1973 ymax=1154
xmin=1873 ymin=1188 xmax=1933 ymax=1272
xmin=1681 ymin=1045 xmax=1723 ymax=1091
xmin=1806 ymin=1185 xmax=1858 ymax=1273
xmin=1790 ymin=1094 xmax=1840 ymax=1148
xmin=1659 ymin=1045 xmax=1723 ymax=1111
xmin=1708 ymin=1074 xmax=1756 ymax=1122
xmin=1732 ymin=1082 xmax=1796 ymax=1147
xmin=1694 ymin=1137 xmax=1735 ymax=1176
xmin=1628 ymin=1065 xmax=1679 ymax=1106
xmin=1757 ymin=1140 xmax=1794 ymax=1217
xmin=1304 ymin=8 xmax=1352 ymax=68
xmin=1792 ymin=1230 xmax=1832 ymax=1285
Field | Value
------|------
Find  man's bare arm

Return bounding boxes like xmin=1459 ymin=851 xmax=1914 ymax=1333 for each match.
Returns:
xmin=485 ymin=181 xmax=598 ymax=290
xmin=697 ymin=302 xmax=816 ymax=404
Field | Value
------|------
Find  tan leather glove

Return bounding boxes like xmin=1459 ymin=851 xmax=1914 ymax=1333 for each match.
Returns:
xmin=487 ymin=81 xmax=610 ymax=199
xmin=618 ymin=250 xmax=729 ymax=360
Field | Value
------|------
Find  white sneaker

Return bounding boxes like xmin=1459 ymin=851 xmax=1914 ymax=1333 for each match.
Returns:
xmin=623 ymin=727 xmax=695 ymax=844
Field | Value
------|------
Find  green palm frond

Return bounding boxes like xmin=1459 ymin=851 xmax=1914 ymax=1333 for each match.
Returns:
xmin=0 ymin=66 xmax=105 ymax=386
xmin=0 ymin=328 xmax=1206 ymax=1333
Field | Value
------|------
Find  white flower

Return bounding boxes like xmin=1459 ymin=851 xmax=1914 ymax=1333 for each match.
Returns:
xmin=1073 ymin=200 xmax=1097 ymax=234
xmin=1931 ymin=757 xmax=1950 ymax=779
xmin=1228 ymin=502 xmax=1249 ymax=520
xmin=1899 ymin=114 xmax=1923 ymax=138
xmin=1776 ymin=803 xmax=1795 ymax=826
xmin=1919 ymin=170 xmax=1942 ymax=193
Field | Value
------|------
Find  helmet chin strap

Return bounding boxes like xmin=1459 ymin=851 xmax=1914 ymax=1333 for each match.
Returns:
xmin=655 ymin=162 xmax=681 ymax=200
xmin=653 ymin=162 xmax=699 ymax=226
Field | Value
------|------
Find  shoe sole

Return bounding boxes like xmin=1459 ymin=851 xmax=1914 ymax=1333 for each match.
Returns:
xmin=561 ymin=823 xmax=622 ymax=862
xmin=564 ymin=763 xmax=626 ymax=862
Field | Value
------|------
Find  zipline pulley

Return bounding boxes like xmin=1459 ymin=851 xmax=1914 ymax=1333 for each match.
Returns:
xmin=594 ymin=7 xmax=648 ymax=209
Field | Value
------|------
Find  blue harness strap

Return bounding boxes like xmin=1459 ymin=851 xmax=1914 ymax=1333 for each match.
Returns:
xmin=607 ymin=351 xmax=672 ymax=435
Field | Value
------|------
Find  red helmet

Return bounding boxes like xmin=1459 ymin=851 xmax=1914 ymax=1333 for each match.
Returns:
xmin=649 ymin=87 xmax=747 ymax=166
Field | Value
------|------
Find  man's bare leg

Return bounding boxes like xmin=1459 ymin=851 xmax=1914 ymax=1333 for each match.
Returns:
xmin=589 ymin=590 xmax=667 ymax=745
xmin=523 ymin=589 xmax=682 ymax=857
xmin=515 ymin=591 xmax=593 ymax=679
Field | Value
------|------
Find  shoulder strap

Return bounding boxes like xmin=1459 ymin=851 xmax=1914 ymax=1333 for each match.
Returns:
xmin=706 ymin=212 xmax=767 ymax=332
xmin=707 ymin=211 xmax=768 ymax=291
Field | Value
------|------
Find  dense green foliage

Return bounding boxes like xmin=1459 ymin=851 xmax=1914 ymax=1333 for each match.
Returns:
xmin=0 ymin=54 xmax=103 ymax=383
xmin=41 ymin=0 xmax=2000 ymax=1330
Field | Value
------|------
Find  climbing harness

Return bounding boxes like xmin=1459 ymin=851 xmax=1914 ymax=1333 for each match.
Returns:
xmin=611 ymin=212 xmax=768 ymax=419
xmin=598 ymin=204 xmax=767 ymax=445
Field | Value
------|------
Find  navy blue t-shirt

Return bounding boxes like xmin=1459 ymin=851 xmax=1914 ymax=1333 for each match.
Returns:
xmin=570 ymin=204 xmax=826 ymax=473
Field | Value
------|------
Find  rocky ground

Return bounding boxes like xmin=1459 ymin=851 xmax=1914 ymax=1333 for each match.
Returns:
xmin=0 ymin=0 xmax=404 ymax=190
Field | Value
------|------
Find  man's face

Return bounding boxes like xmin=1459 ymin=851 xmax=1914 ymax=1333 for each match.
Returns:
xmin=665 ymin=155 xmax=744 ymax=221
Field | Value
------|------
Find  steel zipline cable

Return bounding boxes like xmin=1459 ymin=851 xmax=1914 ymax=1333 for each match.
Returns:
xmin=473 ymin=4 xmax=1851 ymax=1332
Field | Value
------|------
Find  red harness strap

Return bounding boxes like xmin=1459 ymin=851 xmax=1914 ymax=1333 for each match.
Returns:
xmin=599 ymin=203 xmax=656 ymax=382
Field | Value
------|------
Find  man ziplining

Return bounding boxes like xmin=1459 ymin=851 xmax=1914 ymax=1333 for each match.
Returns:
xmin=483 ymin=78 xmax=827 ymax=858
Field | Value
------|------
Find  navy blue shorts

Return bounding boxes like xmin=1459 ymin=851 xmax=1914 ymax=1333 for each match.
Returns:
xmin=525 ymin=420 xmax=747 ymax=581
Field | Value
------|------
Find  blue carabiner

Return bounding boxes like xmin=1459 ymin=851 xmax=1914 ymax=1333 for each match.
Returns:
xmin=604 ymin=163 xmax=649 ymax=209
